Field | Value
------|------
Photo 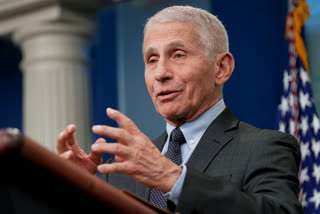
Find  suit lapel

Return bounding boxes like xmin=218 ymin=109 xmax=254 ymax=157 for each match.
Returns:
xmin=135 ymin=131 xmax=168 ymax=199
xmin=154 ymin=132 xmax=168 ymax=151
xmin=187 ymin=108 xmax=239 ymax=173
xmin=136 ymin=108 xmax=239 ymax=198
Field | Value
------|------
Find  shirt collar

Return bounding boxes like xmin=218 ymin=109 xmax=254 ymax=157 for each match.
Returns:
xmin=166 ymin=99 xmax=226 ymax=149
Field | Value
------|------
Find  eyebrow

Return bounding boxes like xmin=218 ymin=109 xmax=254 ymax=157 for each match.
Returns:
xmin=144 ymin=47 xmax=157 ymax=60
xmin=144 ymin=41 xmax=186 ymax=59
xmin=167 ymin=41 xmax=185 ymax=49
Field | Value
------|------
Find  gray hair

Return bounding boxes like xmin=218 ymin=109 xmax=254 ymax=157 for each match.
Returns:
xmin=143 ymin=6 xmax=229 ymax=60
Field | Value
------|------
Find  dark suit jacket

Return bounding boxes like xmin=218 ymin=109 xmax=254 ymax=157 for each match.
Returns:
xmin=102 ymin=108 xmax=303 ymax=214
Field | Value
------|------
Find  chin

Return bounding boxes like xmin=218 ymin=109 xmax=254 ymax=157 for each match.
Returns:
xmin=160 ymin=111 xmax=186 ymax=124
xmin=156 ymin=102 xmax=187 ymax=117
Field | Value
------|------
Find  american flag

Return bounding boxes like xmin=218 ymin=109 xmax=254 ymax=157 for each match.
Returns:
xmin=276 ymin=0 xmax=320 ymax=213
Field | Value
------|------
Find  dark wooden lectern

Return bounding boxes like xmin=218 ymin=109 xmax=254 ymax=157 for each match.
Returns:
xmin=0 ymin=128 xmax=168 ymax=214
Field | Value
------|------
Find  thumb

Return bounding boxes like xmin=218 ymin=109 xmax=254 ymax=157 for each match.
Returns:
xmin=89 ymin=138 xmax=106 ymax=165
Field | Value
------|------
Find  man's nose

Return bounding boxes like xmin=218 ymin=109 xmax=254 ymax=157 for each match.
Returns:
xmin=154 ymin=59 xmax=173 ymax=82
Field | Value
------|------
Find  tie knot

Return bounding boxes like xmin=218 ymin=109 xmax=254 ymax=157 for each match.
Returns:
xmin=170 ymin=128 xmax=186 ymax=146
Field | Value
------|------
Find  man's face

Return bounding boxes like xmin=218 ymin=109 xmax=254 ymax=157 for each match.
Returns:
xmin=143 ymin=21 xmax=222 ymax=126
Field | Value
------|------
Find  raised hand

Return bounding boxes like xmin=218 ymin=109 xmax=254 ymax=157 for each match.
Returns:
xmin=56 ymin=124 xmax=104 ymax=174
xmin=91 ymin=108 xmax=182 ymax=192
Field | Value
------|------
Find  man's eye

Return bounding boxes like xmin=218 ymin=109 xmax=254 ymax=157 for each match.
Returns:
xmin=147 ymin=56 xmax=158 ymax=64
xmin=175 ymin=53 xmax=184 ymax=59
xmin=149 ymin=59 xmax=157 ymax=64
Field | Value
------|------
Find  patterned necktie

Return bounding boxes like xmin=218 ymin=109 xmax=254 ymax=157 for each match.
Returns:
xmin=149 ymin=127 xmax=186 ymax=209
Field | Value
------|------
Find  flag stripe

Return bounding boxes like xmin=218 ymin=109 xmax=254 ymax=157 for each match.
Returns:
xmin=277 ymin=1 xmax=320 ymax=213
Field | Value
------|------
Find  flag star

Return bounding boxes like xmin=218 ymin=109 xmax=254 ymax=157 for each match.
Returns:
xmin=301 ymin=192 xmax=308 ymax=207
xmin=289 ymin=93 xmax=295 ymax=108
xmin=300 ymin=167 xmax=310 ymax=183
xmin=309 ymin=189 xmax=320 ymax=209
xmin=278 ymin=96 xmax=290 ymax=116
xmin=312 ymin=114 xmax=320 ymax=135
xmin=283 ymin=70 xmax=291 ymax=91
xmin=289 ymin=119 xmax=296 ymax=136
xmin=279 ymin=122 xmax=286 ymax=133
xmin=300 ymin=116 xmax=309 ymax=136
xmin=313 ymin=164 xmax=320 ymax=184
xmin=299 ymin=91 xmax=311 ymax=111
xmin=300 ymin=67 xmax=310 ymax=87
xmin=301 ymin=142 xmax=311 ymax=161
xmin=312 ymin=138 xmax=320 ymax=159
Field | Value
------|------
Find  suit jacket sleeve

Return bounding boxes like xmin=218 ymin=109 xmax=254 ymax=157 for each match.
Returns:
xmin=176 ymin=128 xmax=303 ymax=214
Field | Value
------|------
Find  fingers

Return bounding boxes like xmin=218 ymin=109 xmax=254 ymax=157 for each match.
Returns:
xmin=70 ymin=135 xmax=81 ymax=155
xmin=56 ymin=124 xmax=76 ymax=154
xmin=59 ymin=150 xmax=74 ymax=159
xmin=97 ymin=162 xmax=128 ymax=174
xmin=92 ymin=125 xmax=132 ymax=145
xmin=92 ymin=108 xmax=144 ymax=145
xmin=56 ymin=124 xmax=82 ymax=157
xmin=106 ymin=108 xmax=140 ymax=133
xmin=91 ymin=141 xmax=132 ymax=159
xmin=66 ymin=124 xmax=76 ymax=135
xmin=89 ymin=138 xmax=106 ymax=165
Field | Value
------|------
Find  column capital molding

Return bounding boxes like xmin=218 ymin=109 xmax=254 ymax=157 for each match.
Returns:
xmin=0 ymin=0 xmax=112 ymax=35
xmin=13 ymin=21 xmax=95 ymax=44
xmin=13 ymin=21 xmax=95 ymax=72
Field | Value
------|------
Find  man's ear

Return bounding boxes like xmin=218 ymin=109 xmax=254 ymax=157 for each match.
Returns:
xmin=214 ymin=52 xmax=235 ymax=85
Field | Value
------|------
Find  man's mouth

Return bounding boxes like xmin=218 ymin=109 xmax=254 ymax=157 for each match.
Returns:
xmin=157 ymin=90 xmax=180 ymax=101
xmin=159 ymin=91 xmax=175 ymax=96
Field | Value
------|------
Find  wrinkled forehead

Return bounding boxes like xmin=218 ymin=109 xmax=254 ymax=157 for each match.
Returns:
xmin=144 ymin=40 xmax=187 ymax=60
xmin=142 ymin=21 xmax=200 ymax=54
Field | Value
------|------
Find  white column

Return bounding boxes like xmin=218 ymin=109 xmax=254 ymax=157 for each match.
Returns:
xmin=13 ymin=21 xmax=94 ymax=152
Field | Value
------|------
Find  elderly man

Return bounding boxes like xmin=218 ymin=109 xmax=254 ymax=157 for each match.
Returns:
xmin=57 ymin=6 xmax=303 ymax=214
